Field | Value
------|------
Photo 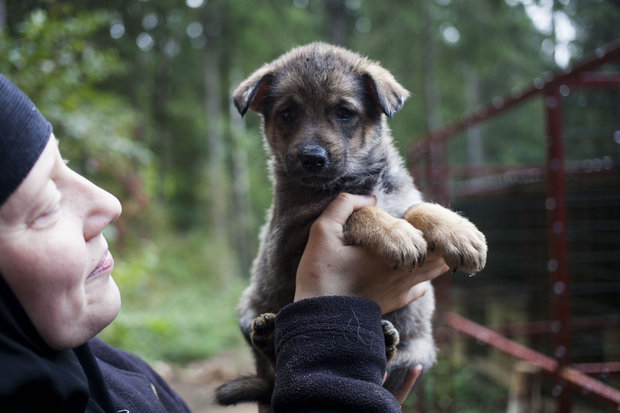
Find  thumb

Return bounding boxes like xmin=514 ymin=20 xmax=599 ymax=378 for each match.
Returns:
xmin=320 ymin=193 xmax=376 ymax=227
xmin=394 ymin=364 xmax=423 ymax=404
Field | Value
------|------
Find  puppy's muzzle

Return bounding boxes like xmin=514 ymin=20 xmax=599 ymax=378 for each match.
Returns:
xmin=299 ymin=144 xmax=330 ymax=173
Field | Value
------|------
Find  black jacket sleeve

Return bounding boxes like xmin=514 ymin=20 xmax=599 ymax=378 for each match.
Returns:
xmin=271 ymin=296 xmax=401 ymax=413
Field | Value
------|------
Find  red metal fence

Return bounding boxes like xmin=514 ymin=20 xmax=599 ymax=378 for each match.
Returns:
xmin=408 ymin=39 xmax=620 ymax=412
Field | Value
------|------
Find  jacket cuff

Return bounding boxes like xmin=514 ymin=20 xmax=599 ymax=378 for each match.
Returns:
xmin=275 ymin=296 xmax=384 ymax=353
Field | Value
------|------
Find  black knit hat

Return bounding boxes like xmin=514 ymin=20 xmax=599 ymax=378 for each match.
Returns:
xmin=0 ymin=74 xmax=52 ymax=206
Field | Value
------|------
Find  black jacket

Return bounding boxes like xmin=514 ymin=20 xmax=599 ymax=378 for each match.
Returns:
xmin=1 ymin=273 xmax=399 ymax=412
xmin=0 ymin=275 xmax=114 ymax=412
xmin=272 ymin=296 xmax=401 ymax=412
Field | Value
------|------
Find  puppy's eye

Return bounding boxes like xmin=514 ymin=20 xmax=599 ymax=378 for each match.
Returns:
xmin=280 ymin=108 xmax=295 ymax=123
xmin=335 ymin=107 xmax=354 ymax=121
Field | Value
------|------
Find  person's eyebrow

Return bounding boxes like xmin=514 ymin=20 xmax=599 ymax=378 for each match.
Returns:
xmin=21 ymin=142 xmax=58 ymax=218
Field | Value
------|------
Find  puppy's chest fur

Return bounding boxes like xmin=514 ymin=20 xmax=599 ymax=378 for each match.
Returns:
xmin=245 ymin=150 xmax=423 ymax=316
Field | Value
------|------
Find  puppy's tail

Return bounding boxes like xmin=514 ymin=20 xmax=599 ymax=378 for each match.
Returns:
xmin=215 ymin=375 xmax=273 ymax=405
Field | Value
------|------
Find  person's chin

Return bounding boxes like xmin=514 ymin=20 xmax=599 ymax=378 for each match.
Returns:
xmin=94 ymin=276 xmax=122 ymax=325
xmin=81 ymin=277 xmax=122 ymax=342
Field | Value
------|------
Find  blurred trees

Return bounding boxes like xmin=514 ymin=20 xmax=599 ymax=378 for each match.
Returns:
xmin=0 ymin=2 xmax=151 ymax=243
xmin=1 ymin=0 xmax=617 ymax=270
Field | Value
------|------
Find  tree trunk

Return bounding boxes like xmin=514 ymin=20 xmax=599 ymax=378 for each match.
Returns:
xmin=229 ymin=93 xmax=253 ymax=272
xmin=507 ymin=361 xmax=542 ymax=413
xmin=204 ymin=38 xmax=228 ymax=237
xmin=420 ymin=1 xmax=449 ymax=205
xmin=326 ymin=0 xmax=346 ymax=46
xmin=0 ymin=0 xmax=6 ymax=31
xmin=153 ymin=63 xmax=172 ymax=203
xmin=464 ymin=65 xmax=484 ymax=170
xmin=197 ymin=0 xmax=228 ymax=236
xmin=420 ymin=0 xmax=439 ymax=131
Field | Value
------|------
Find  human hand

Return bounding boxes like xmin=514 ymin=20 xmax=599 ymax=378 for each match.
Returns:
xmin=295 ymin=193 xmax=449 ymax=314
xmin=384 ymin=364 xmax=423 ymax=405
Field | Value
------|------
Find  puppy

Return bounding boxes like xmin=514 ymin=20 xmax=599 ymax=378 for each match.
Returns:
xmin=216 ymin=42 xmax=486 ymax=411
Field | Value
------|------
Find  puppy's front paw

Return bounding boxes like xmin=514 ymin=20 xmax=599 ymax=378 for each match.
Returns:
xmin=382 ymin=319 xmax=400 ymax=363
xmin=251 ymin=313 xmax=277 ymax=365
xmin=434 ymin=218 xmax=486 ymax=275
xmin=405 ymin=203 xmax=487 ymax=275
xmin=379 ymin=220 xmax=428 ymax=271
xmin=345 ymin=206 xmax=427 ymax=271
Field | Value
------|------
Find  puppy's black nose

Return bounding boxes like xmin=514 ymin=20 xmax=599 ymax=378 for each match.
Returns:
xmin=299 ymin=145 xmax=329 ymax=172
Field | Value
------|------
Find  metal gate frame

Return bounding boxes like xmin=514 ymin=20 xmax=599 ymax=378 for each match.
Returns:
xmin=408 ymin=39 xmax=620 ymax=411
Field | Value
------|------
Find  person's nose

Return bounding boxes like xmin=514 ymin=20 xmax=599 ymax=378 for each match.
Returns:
xmin=72 ymin=172 xmax=122 ymax=241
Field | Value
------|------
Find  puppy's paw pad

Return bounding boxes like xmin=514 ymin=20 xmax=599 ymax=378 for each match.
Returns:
xmin=250 ymin=313 xmax=277 ymax=362
xmin=252 ymin=313 xmax=276 ymax=336
xmin=382 ymin=319 xmax=400 ymax=363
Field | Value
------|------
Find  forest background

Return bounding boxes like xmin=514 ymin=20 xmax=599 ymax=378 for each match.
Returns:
xmin=1 ymin=0 xmax=618 ymax=407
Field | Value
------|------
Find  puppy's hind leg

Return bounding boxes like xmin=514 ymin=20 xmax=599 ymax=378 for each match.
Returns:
xmin=250 ymin=313 xmax=277 ymax=368
xmin=215 ymin=314 xmax=276 ymax=407
xmin=382 ymin=319 xmax=400 ymax=363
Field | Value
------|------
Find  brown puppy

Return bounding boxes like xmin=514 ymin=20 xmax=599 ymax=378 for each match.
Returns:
xmin=216 ymin=43 xmax=486 ymax=411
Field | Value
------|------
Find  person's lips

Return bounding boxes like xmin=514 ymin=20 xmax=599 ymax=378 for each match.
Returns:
xmin=88 ymin=250 xmax=114 ymax=279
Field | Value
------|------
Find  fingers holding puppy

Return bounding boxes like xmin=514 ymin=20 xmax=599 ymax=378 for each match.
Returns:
xmin=295 ymin=193 xmax=449 ymax=314
xmin=371 ymin=251 xmax=448 ymax=314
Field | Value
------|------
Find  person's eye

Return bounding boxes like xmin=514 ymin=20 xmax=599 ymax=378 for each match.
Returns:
xmin=31 ymin=193 xmax=62 ymax=228
xmin=33 ymin=203 xmax=61 ymax=227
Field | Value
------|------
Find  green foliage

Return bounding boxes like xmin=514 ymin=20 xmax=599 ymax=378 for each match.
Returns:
xmin=4 ymin=0 xmax=618 ymax=366
xmin=1 ymin=3 xmax=153 ymax=236
xmin=100 ymin=231 xmax=247 ymax=363
xmin=2 ymin=3 xmax=618 ymax=411
xmin=566 ymin=0 xmax=620 ymax=58
xmin=350 ymin=0 xmax=551 ymax=154
xmin=408 ymin=352 xmax=508 ymax=412
xmin=2 ymin=7 xmax=123 ymax=87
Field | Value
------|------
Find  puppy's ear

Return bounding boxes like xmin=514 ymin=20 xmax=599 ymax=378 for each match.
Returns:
xmin=363 ymin=64 xmax=410 ymax=118
xmin=232 ymin=66 xmax=273 ymax=117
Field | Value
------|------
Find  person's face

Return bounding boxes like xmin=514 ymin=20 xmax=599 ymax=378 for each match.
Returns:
xmin=0 ymin=135 xmax=122 ymax=350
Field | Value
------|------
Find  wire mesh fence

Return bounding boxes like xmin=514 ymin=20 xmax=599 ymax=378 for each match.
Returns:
xmin=407 ymin=40 xmax=620 ymax=412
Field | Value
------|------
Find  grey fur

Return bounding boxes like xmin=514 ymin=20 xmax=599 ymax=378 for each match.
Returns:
xmin=216 ymin=43 xmax=486 ymax=411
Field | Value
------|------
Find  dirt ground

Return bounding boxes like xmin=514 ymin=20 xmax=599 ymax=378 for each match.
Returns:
xmin=155 ymin=347 xmax=257 ymax=413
